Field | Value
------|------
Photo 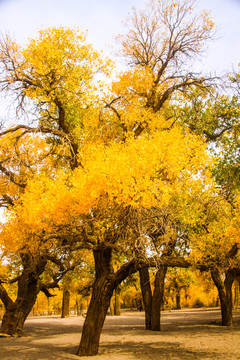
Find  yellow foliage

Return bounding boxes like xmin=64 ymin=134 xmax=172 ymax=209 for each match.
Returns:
xmin=22 ymin=27 xmax=110 ymax=101
xmin=2 ymin=27 xmax=112 ymax=139
xmin=188 ymin=195 xmax=238 ymax=267
xmin=0 ymin=126 xmax=214 ymax=253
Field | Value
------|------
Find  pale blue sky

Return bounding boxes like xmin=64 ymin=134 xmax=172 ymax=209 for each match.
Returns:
xmin=0 ymin=0 xmax=239 ymax=74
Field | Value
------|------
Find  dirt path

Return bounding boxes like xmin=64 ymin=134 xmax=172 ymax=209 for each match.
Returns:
xmin=1 ymin=308 xmax=240 ymax=360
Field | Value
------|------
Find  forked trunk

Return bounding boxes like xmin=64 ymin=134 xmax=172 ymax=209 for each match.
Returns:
xmin=77 ymin=246 xmax=115 ymax=357
xmin=151 ymin=266 xmax=167 ymax=331
xmin=211 ymin=268 xmax=234 ymax=327
xmin=77 ymin=248 xmax=184 ymax=356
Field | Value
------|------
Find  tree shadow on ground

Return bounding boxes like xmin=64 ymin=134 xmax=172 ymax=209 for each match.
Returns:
xmin=1 ymin=309 xmax=240 ymax=359
xmin=98 ymin=340 xmax=223 ymax=360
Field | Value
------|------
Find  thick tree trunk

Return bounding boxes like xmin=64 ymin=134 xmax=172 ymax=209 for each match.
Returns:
xmin=77 ymin=252 xmax=190 ymax=356
xmin=61 ymin=288 xmax=70 ymax=318
xmin=139 ymin=268 xmax=152 ymax=329
xmin=1 ymin=295 xmax=38 ymax=335
xmin=1 ymin=274 xmax=39 ymax=335
xmin=211 ymin=268 xmax=234 ymax=327
xmin=77 ymin=246 xmax=115 ymax=357
xmin=151 ymin=266 xmax=167 ymax=331
xmin=0 ymin=254 xmax=47 ymax=336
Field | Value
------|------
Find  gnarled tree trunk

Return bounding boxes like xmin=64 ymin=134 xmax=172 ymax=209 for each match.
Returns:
xmin=77 ymin=251 xmax=189 ymax=356
xmin=77 ymin=246 xmax=115 ymax=356
xmin=211 ymin=267 xmax=235 ymax=327
xmin=0 ymin=254 xmax=47 ymax=335
xmin=139 ymin=266 xmax=167 ymax=331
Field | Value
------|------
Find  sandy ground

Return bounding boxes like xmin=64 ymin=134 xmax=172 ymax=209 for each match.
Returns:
xmin=0 ymin=308 xmax=240 ymax=360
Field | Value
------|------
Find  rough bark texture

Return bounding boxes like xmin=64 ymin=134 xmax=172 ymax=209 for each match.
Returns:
xmin=151 ymin=266 xmax=167 ymax=331
xmin=0 ymin=255 xmax=47 ymax=335
xmin=139 ymin=268 xmax=152 ymax=329
xmin=211 ymin=267 xmax=234 ymax=327
xmin=61 ymin=288 xmax=70 ymax=318
xmin=77 ymin=246 xmax=115 ymax=356
xmin=77 ymin=254 xmax=190 ymax=356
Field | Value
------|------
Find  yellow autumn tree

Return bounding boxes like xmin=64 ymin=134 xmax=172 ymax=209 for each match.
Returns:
xmin=187 ymin=190 xmax=240 ymax=327
xmin=0 ymin=26 xmax=111 ymax=336
xmin=0 ymin=123 xmax=216 ymax=353
xmin=0 ymin=1 xmax=220 ymax=357
xmin=102 ymin=0 xmax=215 ymax=140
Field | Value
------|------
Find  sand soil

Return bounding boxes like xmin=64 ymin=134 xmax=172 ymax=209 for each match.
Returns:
xmin=1 ymin=308 xmax=240 ymax=360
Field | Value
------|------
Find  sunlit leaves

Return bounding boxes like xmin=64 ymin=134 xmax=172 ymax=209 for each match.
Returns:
xmin=0 ymin=27 xmax=112 ymax=139
xmin=0 ymin=125 xmax=215 ymax=254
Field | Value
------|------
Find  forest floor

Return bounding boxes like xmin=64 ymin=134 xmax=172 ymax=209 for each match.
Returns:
xmin=0 ymin=308 xmax=240 ymax=360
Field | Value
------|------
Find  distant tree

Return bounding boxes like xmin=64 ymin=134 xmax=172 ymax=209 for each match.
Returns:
xmin=166 ymin=268 xmax=196 ymax=309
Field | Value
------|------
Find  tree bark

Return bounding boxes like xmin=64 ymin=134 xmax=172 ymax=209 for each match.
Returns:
xmin=61 ymin=288 xmax=70 ymax=318
xmin=0 ymin=255 xmax=46 ymax=335
xmin=77 ymin=254 xmax=190 ymax=356
xmin=139 ymin=267 xmax=152 ymax=329
xmin=211 ymin=267 xmax=235 ymax=327
xmin=77 ymin=246 xmax=115 ymax=356
xmin=151 ymin=266 xmax=167 ymax=331
xmin=0 ymin=254 xmax=47 ymax=336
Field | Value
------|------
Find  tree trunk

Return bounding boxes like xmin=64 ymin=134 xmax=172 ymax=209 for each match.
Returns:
xmin=151 ymin=266 xmax=167 ymax=331
xmin=76 ymin=252 xmax=190 ymax=356
xmin=0 ymin=254 xmax=47 ymax=336
xmin=61 ymin=288 xmax=70 ymax=318
xmin=114 ymin=286 xmax=121 ymax=315
xmin=211 ymin=268 xmax=234 ymax=327
xmin=176 ymin=292 xmax=181 ymax=309
xmin=139 ymin=267 xmax=152 ymax=329
xmin=110 ymin=287 xmax=121 ymax=316
xmin=233 ymin=280 xmax=239 ymax=310
xmin=1 ymin=273 xmax=39 ymax=335
xmin=110 ymin=298 xmax=115 ymax=316
xmin=77 ymin=246 xmax=115 ymax=357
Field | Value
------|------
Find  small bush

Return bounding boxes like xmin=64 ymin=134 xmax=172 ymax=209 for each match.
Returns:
xmin=193 ymin=299 xmax=205 ymax=308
